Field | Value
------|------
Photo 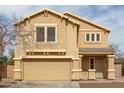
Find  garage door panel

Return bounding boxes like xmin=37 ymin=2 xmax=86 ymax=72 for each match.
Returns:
xmin=23 ymin=60 xmax=71 ymax=80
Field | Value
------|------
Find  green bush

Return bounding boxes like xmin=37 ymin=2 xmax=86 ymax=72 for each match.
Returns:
xmin=0 ymin=56 xmax=8 ymax=64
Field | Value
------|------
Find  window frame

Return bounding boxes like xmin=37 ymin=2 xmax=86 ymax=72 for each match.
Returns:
xmin=89 ymin=57 xmax=95 ymax=70
xmin=96 ymin=33 xmax=100 ymax=42
xmin=91 ymin=33 xmax=95 ymax=41
xmin=36 ymin=27 xmax=45 ymax=42
xmin=85 ymin=32 xmax=101 ymax=43
xmin=34 ymin=24 xmax=57 ymax=43
xmin=86 ymin=33 xmax=90 ymax=42
xmin=46 ymin=26 xmax=57 ymax=43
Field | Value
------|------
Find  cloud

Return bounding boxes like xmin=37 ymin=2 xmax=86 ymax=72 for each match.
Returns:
xmin=88 ymin=6 xmax=124 ymax=50
xmin=0 ymin=5 xmax=124 ymax=50
xmin=0 ymin=6 xmax=29 ymax=16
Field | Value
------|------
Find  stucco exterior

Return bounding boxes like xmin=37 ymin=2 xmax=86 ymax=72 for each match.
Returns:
xmin=64 ymin=12 xmax=109 ymax=48
xmin=14 ymin=9 xmax=115 ymax=81
xmin=78 ymin=29 xmax=108 ymax=48
xmin=82 ymin=56 xmax=108 ymax=79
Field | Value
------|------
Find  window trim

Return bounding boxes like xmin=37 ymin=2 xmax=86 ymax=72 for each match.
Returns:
xmin=34 ymin=24 xmax=57 ymax=43
xmin=36 ymin=27 xmax=45 ymax=42
xmin=85 ymin=32 xmax=101 ymax=43
xmin=86 ymin=33 xmax=90 ymax=42
xmin=46 ymin=26 xmax=57 ymax=43
xmin=96 ymin=33 xmax=100 ymax=42
xmin=91 ymin=33 xmax=95 ymax=41
xmin=89 ymin=57 xmax=95 ymax=70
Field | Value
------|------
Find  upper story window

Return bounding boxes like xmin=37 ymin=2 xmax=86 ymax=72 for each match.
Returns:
xmin=86 ymin=33 xmax=90 ymax=41
xmin=36 ymin=27 xmax=45 ymax=42
xmin=85 ymin=32 xmax=101 ymax=43
xmin=36 ymin=25 xmax=57 ymax=43
xmin=91 ymin=33 xmax=95 ymax=41
xmin=96 ymin=33 xmax=100 ymax=42
xmin=47 ymin=27 xmax=55 ymax=42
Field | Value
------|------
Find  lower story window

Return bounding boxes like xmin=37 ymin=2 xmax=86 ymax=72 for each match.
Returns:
xmin=89 ymin=57 xmax=95 ymax=69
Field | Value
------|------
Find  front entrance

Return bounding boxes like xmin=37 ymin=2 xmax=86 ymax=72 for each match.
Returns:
xmin=81 ymin=56 xmax=107 ymax=80
xmin=95 ymin=57 xmax=107 ymax=79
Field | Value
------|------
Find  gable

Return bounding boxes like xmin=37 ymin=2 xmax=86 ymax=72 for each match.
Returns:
xmin=15 ymin=9 xmax=80 ymax=27
xmin=15 ymin=9 xmax=79 ymax=52
xmin=63 ymin=12 xmax=110 ymax=32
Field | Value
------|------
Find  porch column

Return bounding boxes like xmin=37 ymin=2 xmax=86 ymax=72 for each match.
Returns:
xmin=107 ymin=55 xmax=115 ymax=80
xmin=79 ymin=55 xmax=83 ymax=80
xmin=13 ymin=58 xmax=22 ymax=81
xmin=71 ymin=57 xmax=82 ymax=80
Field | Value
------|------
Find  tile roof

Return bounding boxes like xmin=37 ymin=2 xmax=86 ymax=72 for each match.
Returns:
xmin=15 ymin=8 xmax=80 ymax=26
xmin=79 ymin=48 xmax=114 ymax=53
xmin=63 ymin=12 xmax=110 ymax=32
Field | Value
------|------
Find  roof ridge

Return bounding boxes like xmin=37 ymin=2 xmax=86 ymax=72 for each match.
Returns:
xmin=63 ymin=11 xmax=110 ymax=32
xmin=15 ymin=8 xmax=80 ymax=25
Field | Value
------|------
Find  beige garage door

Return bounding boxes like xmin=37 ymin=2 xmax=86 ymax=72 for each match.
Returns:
xmin=23 ymin=59 xmax=71 ymax=80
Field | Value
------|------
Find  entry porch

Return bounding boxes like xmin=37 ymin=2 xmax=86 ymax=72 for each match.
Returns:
xmin=79 ymin=48 xmax=115 ymax=80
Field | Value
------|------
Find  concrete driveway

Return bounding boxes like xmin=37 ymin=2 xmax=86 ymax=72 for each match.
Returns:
xmin=7 ymin=81 xmax=80 ymax=88
xmin=1 ymin=77 xmax=124 ymax=88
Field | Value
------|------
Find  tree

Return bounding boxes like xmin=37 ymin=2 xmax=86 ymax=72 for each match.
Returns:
xmin=0 ymin=56 xmax=8 ymax=64
xmin=7 ymin=49 xmax=14 ymax=65
xmin=109 ymin=43 xmax=123 ymax=58
xmin=0 ymin=14 xmax=16 ymax=58
xmin=0 ymin=14 xmax=17 ymax=80
xmin=16 ymin=18 xmax=39 ymax=51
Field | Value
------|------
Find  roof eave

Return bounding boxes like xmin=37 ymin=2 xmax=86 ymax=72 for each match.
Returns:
xmin=79 ymin=51 xmax=114 ymax=55
xmin=15 ymin=8 xmax=80 ymax=26
xmin=63 ymin=12 xmax=111 ymax=32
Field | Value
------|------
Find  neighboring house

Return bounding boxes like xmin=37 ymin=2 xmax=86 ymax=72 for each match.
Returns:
xmin=14 ymin=8 xmax=115 ymax=81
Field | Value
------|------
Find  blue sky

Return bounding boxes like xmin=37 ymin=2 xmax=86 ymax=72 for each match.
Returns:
xmin=0 ymin=5 xmax=124 ymax=52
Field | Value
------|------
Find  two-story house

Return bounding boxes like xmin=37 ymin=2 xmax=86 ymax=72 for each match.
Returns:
xmin=14 ymin=8 xmax=115 ymax=81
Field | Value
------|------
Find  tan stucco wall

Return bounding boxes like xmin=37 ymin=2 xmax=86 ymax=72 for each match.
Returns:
xmin=107 ymin=55 xmax=115 ymax=79
xmin=66 ymin=23 xmax=78 ymax=57
xmin=64 ymin=14 xmax=109 ymax=48
xmin=15 ymin=12 xmax=78 ymax=58
xmin=72 ymin=58 xmax=82 ymax=80
xmin=14 ymin=10 xmax=113 ymax=80
xmin=14 ymin=59 xmax=22 ymax=80
xmin=14 ymin=11 xmax=80 ymax=80
xmin=64 ymin=14 xmax=100 ymax=29
xmin=78 ymin=29 xmax=108 ymax=48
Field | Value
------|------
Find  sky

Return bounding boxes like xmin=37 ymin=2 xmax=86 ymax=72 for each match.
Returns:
xmin=0 ymin=5 xmax=124 ymax=53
